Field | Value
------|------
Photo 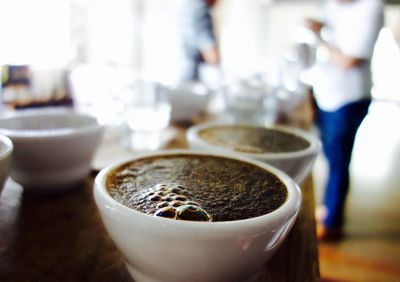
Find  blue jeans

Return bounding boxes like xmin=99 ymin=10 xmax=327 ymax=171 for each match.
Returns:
xmin=316 ymin=99 xmax=370 ymax=228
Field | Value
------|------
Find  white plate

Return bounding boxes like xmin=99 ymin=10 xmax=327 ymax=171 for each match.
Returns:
xmin=92 ymin=126 xmax=177 ymax=171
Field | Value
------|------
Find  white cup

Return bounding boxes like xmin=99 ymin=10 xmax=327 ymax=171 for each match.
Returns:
xmin=187 ymin=122 xmax=321 ymax=184
xmin=0 ymin=109 xmax=104 ymax=192
xmin=94 ymin=150 xmax=301 ymax=282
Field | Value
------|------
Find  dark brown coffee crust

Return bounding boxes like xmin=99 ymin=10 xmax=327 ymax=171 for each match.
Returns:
xmin=198 ymin=125 xmax=310 ymax=154
xmin=106 ymin=154 xmax=287 ymax=222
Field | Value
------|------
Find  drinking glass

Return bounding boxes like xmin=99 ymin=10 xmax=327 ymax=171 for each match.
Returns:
xmin=220 ymin=76 xmax=277 ymax=126
xmin=119 ymin=81 xmax=171 ymax=151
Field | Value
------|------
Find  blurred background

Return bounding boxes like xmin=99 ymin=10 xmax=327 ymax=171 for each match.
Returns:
xmin=0 ymin=0 xmax=399 ymax=280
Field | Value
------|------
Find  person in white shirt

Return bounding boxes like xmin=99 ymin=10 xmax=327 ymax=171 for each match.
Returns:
xmin=306 ymin=0 xmax=384 ymax=240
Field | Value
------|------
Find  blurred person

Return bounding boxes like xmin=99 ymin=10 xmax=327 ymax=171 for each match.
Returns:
xmin=306 ymin=0 xmax=384 ymax=240
xmin=174 ymin=0 xmax=219 ymax=83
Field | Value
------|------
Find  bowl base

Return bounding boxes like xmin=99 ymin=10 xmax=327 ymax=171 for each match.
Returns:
xmin=19 ymin=179 xmax=86 ymax=195
xmin=125 ymin=263 xmax=263 ymax=282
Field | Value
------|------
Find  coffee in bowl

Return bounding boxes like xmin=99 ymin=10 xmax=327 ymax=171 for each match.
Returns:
xmin=198 ymin=125 xmax=310 ymax=154
xmin=187 ymin=123 xmax=321 ymax=183
xmin=107 ymin=154 xmax=287 ymax=222
xmin=94 ymin=150 xmax=301 ymax=282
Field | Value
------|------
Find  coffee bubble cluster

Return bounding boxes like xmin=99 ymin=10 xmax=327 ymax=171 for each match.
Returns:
xmin=143 ymin=183 xmax=212 ymax=222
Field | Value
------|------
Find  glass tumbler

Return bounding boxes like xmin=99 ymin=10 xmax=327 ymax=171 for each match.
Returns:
xmin=119 ymin=81 xmax=171 ymax=151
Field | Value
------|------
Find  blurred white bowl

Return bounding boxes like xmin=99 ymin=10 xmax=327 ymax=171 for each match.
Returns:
xmin=0 ymin=135 xmax=13 ymax=195
xmin=0 ymin=109 xmax=104 ymax=193
xmin=187 ymin=122 xmax=321 ymax=184
xmin=168 ymin=82 xmax=212 ymax=122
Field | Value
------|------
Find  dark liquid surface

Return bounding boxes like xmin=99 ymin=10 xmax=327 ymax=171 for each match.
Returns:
xmin=106 ymin=154 xmax=287 ymax=222
xmin=199 ymin=125 xmax=310 ymax=154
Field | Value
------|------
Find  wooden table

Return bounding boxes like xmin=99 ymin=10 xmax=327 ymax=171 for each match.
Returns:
xmin=0 ymin=124 xmax=320 ymax=282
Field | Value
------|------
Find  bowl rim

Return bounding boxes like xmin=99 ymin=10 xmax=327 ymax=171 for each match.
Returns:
xmin=94 ymin=149 xmax=301 ymax=230
xmin=186 ymin=122 xmax=321 ymax=160
xmin=0 ymin=109 xmax=103 ymax=138
xmin=0 ymin=134 xmax=13 ymax=160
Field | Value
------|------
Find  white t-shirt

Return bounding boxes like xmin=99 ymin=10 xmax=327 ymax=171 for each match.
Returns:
xmin=312 ymin=0 xmax=384 ymax=111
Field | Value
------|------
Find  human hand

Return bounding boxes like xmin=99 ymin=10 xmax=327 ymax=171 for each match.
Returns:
xmin=201 ymin=45 xmax=219 ymax=65
xmin=305 ymin=19 xmax=324 ymax=35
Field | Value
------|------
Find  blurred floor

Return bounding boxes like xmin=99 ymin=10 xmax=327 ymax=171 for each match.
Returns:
xmin=313 ymin=100 xmax=400 ymax=281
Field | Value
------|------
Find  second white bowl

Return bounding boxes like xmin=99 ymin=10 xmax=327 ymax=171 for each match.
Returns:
xmin=187 ymin=122 xmax=321 ymax=184
xmin=0 ymin=109 xmax=104 ymax=192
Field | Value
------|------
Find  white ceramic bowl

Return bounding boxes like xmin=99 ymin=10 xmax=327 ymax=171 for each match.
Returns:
xmin=0 ymin=109 xmax=104 ymax=192
xmin=0 ymin=135 xmax=13 ymax=195
xmin=94 ymin=150 xmax=301 ymax=282
xmin=187 ymin=122 xmax=321 ymax=184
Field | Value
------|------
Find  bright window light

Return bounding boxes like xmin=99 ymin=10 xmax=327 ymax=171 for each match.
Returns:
xmin=0 ymin=0 xmax=72 ymax=69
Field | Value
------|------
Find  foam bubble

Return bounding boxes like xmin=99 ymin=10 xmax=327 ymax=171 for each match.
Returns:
xmin=176 ymin=205 xmax=212 ymax=222
xmin=148 ymin=195 xmax=162 ymax=201
xmin=162 ymin=196 xmax=174 ymax=202
xmin=174 ymin=196 xmax=188 ymax=202
xmin=170 ymin=200 xmax=184 ymax=207
xmin=156 ymin=202 xmax=169 ymax=209
xmin=154 ymin=207 xmax=177 ymax=219
xmin=155 ymin=184 xmax=168 ymax=191
xmin=168 ymin=187 xmax=185 ymax=194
